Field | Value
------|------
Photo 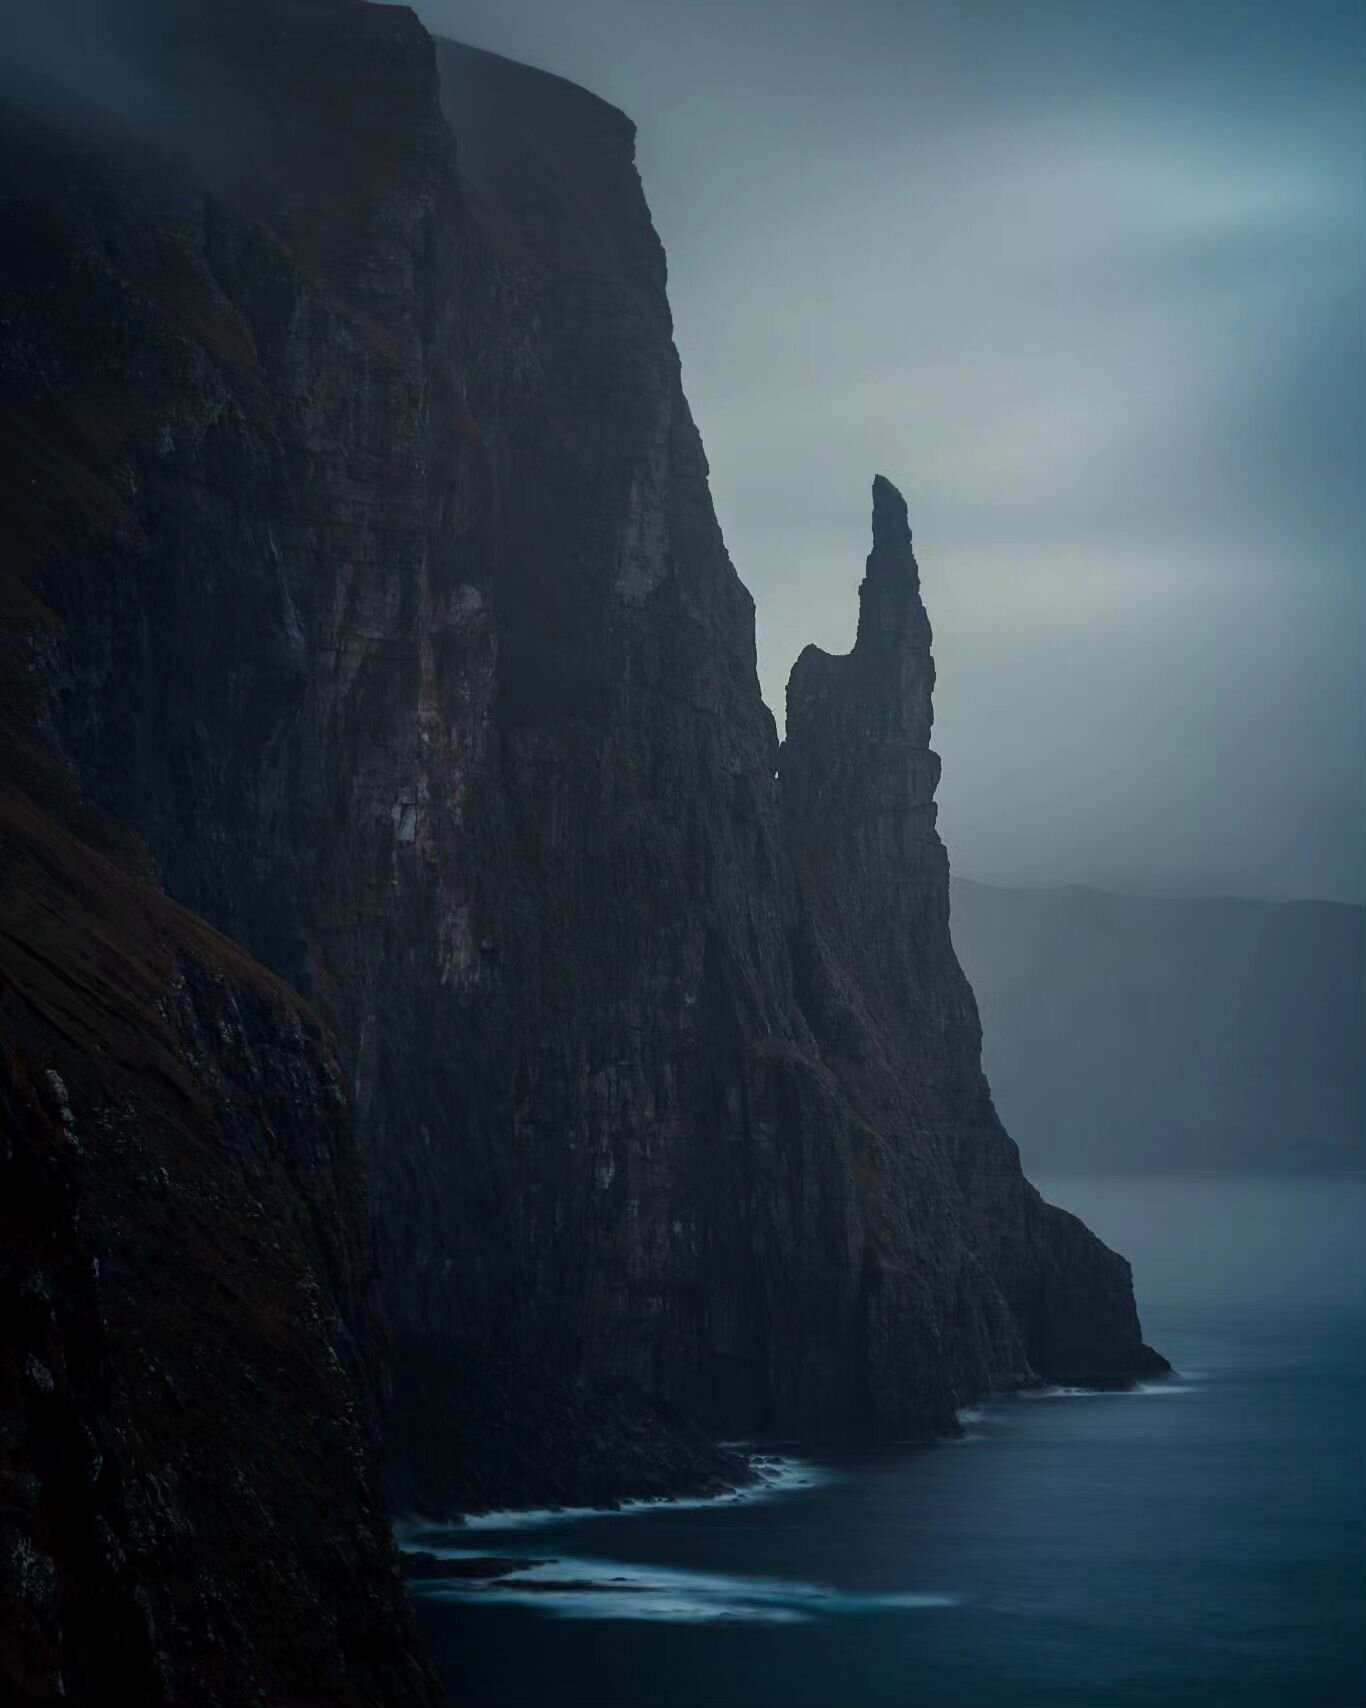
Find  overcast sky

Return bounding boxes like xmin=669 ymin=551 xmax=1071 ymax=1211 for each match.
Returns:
xmin=416 ymin=0 xmax=1364 ymax=903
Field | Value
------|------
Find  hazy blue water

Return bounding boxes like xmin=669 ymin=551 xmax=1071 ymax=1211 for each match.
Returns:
xmin=410 ymin=1176 xmax=1366 ymax=1707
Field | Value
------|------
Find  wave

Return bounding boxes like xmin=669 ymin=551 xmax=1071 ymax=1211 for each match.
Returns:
xmin=405 ymin=1549 xmax=957 ymax=1625
xmin=1017 ymin=1380 xmax=1191 ymax=1399
xmin=397 ymin=1454 xmax=823 ymax=1536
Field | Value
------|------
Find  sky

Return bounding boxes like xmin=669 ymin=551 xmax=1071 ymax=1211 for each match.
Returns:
xmin=417 ymin=1 xmax=1365 ymax=902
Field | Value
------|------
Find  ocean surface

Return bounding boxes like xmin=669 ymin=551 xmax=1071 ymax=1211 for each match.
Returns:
xmin=407 ymin=1175 xmax=1366 ymax=1708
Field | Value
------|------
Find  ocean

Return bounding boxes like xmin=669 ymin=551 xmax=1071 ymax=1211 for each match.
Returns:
xmin=408 ymin=1175 xmax=1366 ymax=1707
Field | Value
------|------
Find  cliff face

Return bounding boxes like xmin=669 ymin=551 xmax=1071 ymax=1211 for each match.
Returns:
xmin=0 ymin=459 xmax=428 ymax=1696
xmin=0 ymin=4 xmax=442 ymax=1700
xmin=1 ymin=5 xmax=1163 ymax=1637
xmin=0 ymin=784 xmax=430 ymax=1706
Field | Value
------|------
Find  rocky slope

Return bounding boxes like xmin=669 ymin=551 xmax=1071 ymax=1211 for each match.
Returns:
xmin=0 ymin=779 xmax=431 ymax=1706
xmin=0 ymin=2 xmax=1165 ymax=1692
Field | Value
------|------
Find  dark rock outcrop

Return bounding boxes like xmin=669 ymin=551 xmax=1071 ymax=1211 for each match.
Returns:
xmin=783 ymin=476 xmax=1168 ymax=1393
xmin=0 ymin=14 xmax=1165 ymax=1699
xmin=0 ymin=786 xmax=429 ymax=1703
xmin=388 ymin=1334 xmax=752 ymax=1521
xmin=0 ymin=2 xmax=445 ymax=1699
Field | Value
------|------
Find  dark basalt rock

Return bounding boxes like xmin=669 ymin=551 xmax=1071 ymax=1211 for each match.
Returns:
xmin=387 ymin=1333 xmax=754 ymax=1521
xmin=0 ymin=782 xmax=432 ymax=1705
xmin=783 ymin=477 xmax=1168 ymax=1398
xmin=0 ymin=0 xmax=1165 ymax=1691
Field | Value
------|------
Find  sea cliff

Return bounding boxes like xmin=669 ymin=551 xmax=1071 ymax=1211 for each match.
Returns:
xmin=0 ymin=2 xmax=1163 ymax=1698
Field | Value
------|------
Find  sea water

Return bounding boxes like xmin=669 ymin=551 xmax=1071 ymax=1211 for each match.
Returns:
xmin=409 ymin=1175 xmax=1366 ymax=1708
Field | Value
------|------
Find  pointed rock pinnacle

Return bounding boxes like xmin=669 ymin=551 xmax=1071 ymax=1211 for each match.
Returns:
xmin=870 ymin=473 xmax=911 ymax=551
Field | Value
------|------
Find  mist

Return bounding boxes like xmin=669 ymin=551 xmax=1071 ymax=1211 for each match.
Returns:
xmin=417 ymin=0 xmax=1365 ymax=904
xmin=0 ymin=0 xmax=174 ymax=137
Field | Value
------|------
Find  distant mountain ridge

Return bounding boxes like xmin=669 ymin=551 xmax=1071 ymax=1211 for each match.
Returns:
xmin=951 ymin=879 xmax=1365 ymax=1172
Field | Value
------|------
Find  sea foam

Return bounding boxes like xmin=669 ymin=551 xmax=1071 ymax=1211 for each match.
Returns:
xmin=404 ymin=1548 xmax=958 ymax=1625
xmin=398 ymin=1453 xmax=823 ymax=1537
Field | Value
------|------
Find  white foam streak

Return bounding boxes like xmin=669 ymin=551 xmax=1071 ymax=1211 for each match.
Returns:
xmin=1018 ymin=1380 xmax=1191 ymax=1399
xmin=399 ymin=1455 xmax=822 ymax=1536
xmin=406 ymin=1549 xmax=957 ymax=1625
